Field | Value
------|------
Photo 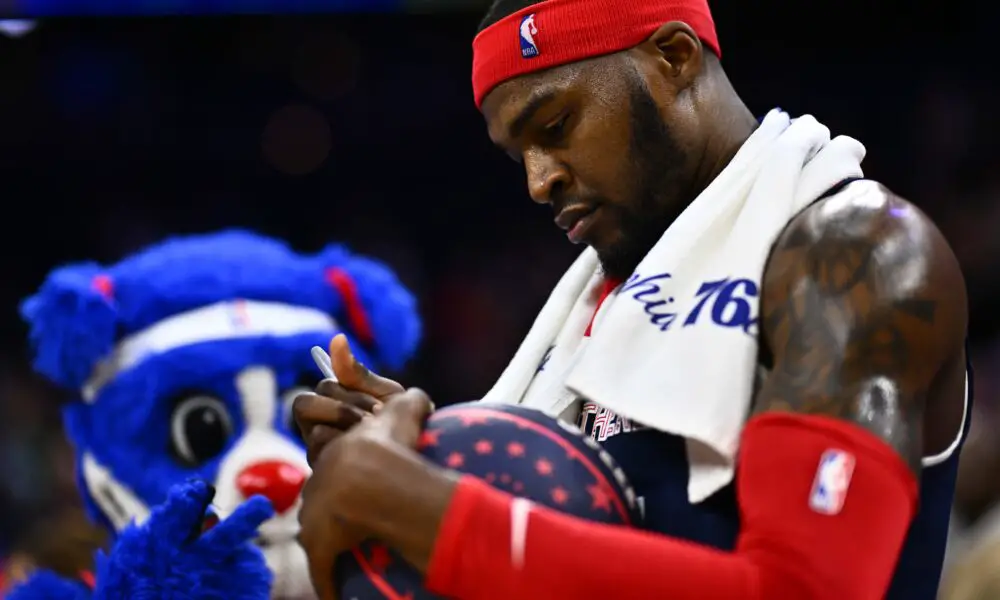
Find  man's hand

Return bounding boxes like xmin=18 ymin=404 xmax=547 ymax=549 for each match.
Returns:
xmin=297 ymin=388 xmax=457 ymax=600
xmin=293 ymin=334 xmax=405 ymax=465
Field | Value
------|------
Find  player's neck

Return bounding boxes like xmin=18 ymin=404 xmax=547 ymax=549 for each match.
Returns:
xmin=692 ymin=99 xmax=758 ymax=196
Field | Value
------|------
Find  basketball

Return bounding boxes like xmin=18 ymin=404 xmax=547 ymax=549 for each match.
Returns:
xmin=334 ymin=402 xmax=643 ymax=599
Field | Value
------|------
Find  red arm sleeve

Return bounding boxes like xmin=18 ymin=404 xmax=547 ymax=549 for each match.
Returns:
xmin=425 ymin=413 xmax=918 ymax=600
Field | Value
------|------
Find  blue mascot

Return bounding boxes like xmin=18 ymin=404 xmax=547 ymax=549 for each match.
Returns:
xmin=9 ymin=230 xmax=421 ymax=599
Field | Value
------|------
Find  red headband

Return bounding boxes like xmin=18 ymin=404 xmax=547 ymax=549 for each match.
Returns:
xmin=471 ymin=0 xmax=720 ymax=109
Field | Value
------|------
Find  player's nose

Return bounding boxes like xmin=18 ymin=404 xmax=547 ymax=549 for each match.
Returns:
xmin=525 ymin=152 xmax=570 ymax=205
xmin=235 ymin=459 xmax=307 ymax=514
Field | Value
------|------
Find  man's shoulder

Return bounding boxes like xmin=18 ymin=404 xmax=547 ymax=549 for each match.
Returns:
xmin=766 ymin=178 xmax=967 ymax=339
xmin=756 ymin=179 xmax=968 ymax=468
xmin=772 ymin=180 xmax=962 ymax=292
xmin=785 ymin=179 xmax=921 ymax=247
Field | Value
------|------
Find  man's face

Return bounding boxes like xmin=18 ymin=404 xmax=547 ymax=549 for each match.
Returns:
xmin=482 ymin=53 xmax=693 ymax=281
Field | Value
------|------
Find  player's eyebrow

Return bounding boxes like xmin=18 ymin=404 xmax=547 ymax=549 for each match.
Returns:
xmin=508 ymin=89 xmax=559 ymax=139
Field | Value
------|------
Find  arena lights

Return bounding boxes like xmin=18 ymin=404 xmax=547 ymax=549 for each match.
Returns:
xmin=0 ymin=19 xmax=37 ymax=38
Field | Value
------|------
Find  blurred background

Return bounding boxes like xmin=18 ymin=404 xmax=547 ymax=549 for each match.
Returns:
xmin=0 ymin=0 xmax=997 ymax=597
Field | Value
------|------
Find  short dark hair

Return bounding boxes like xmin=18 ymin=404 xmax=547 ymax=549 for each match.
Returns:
xmin=478 ymin=0 xmax=540 ymax=32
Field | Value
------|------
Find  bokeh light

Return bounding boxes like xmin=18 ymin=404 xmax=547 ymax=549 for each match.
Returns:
xmin=260 ymin=103 xmax=332 ymax=176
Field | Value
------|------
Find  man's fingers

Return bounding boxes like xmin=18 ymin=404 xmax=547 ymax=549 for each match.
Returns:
xmin=329 ymin=334 xmax=404 ymax=398
xmin=375 ymin=388 xmax=435 ymax=449
xmin=305 ymin=424 xmax=341 ymax=466
xmin=313 ymin=381 xmax=381 ymax=413
xmin=299 ymin=517 xmax=340 ymax=600
xmin=304 ymin=538 xmax=338 ymax=600
xmin=293 ymin=391 xmax=368 ymax=433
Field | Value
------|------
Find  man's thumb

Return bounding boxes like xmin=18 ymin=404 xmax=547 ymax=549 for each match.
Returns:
xmin=329 ymin=334 xmax=402 ymax=397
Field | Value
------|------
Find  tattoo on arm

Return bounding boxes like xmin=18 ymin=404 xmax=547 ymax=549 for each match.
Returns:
xmin=755 ymin=182 xmax=966 ymax=472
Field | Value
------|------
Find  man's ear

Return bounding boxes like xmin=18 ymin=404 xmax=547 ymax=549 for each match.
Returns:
xmin=640 ymin=21 xmax=704 ymax=91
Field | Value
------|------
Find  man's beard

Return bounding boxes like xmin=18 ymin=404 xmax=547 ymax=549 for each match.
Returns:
xmin=597 ymin=81 xmax=689 ymax=281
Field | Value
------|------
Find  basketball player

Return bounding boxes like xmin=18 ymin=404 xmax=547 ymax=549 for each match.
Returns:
xmin=292 ymin=0 xmax=970 ymax=598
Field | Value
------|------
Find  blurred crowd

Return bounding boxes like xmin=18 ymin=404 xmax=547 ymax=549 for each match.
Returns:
xmin=1 ymin=3 xmax=999 ymax=597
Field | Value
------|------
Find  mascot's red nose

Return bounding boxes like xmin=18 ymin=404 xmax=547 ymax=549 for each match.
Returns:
xmin=236 ymin=460 xmax=307 ymax=514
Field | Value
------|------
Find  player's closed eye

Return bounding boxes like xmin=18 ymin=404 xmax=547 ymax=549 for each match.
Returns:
xmin=542 ymin=113 xmax=570 ymax=141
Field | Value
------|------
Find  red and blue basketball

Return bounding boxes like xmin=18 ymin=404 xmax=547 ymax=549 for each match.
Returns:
xmin=334 ymin=402 xmax=643 ymax=599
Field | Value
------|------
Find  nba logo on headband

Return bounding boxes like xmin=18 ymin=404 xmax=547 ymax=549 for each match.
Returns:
xmin=472 ymin=0 xmax=720 ymax=108
xmin=519 ymin=14 xmax=539 ymax=58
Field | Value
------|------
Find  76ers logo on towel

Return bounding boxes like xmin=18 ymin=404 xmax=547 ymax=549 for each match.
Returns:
xmin=623 ymin=273 xmax=759 ymax=335
xmin=519 ymin=14 xmax=539 ymax=58
xmin=809 ymin=449 xmax=855 ymax=515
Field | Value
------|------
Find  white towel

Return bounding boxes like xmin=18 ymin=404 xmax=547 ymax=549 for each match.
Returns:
xmin=480 ymin=109 xmax=866 ymax=503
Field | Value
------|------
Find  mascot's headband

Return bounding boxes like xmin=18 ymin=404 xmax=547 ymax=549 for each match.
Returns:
xmin=82 ymin=300 xmax=337 ymax=402
xmin=471 ymin=0 xmax=720 ymax=108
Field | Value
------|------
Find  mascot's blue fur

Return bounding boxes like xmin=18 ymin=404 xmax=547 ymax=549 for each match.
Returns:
xmin=10 ymin=230 xmax=422 ymax=599
xmin=6 ymin=571 xmax=90 ymax=600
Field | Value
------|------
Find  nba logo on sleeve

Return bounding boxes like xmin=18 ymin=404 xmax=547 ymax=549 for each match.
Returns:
xmin=519 ymin=14 xmax=539 ymax=58
xmin=808 ymin=449 xmax=855 ymax=515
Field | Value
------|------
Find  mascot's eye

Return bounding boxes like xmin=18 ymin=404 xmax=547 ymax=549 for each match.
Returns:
xmin=170 ymin=395 xmax=235 ymax=466
xmin=281 ymin=386 xmax=312 ymax=439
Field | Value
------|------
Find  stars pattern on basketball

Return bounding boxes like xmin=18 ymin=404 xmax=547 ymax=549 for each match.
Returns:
xmin=417 ymin=429 xmax=440 ymax=449
xmin=587 ymin=483 xmax=613 ymax=512
xmin=446 ymin=452 xmax=464 ymax=468
xmin=419 ymin=407 xmax=638 ymax=522
xmin=337 ymin=405 xmax=642 ymax=600
xmin=458 ymin=413 xmax=491 ymax=426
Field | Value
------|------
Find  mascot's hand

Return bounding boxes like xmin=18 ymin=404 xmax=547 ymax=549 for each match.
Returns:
xmin=92 ymin=479 xmax=274 ymax=600
xmin=5 ymin=570 xmax=92 ymax=600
